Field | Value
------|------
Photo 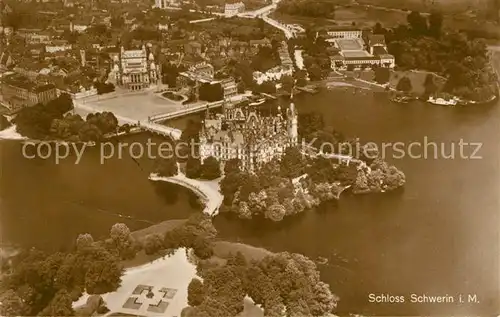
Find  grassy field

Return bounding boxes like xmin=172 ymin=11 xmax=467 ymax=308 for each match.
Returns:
xmin=130 ymin=219 xmax=187 ymax=240
xmin=213 ymin=241 xmax=273 ymax=261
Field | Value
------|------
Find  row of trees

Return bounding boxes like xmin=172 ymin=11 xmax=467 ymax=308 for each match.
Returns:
xmin=185 ymin=156 xmax=221 ymax=180
xmin=277 ymin=0 xmax=336 ymax=18
xmin=185 ymin=251 xmax=338 ymax=317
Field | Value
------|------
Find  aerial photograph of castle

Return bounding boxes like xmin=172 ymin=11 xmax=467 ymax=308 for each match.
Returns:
xmin=0 ymin=0 xmax=499 ymax=316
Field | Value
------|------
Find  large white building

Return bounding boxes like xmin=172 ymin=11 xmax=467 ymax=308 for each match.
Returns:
xmin=329 ymin=31 xmax=395 ymax=70
xmin=112 ymin=45 xmax=160 ymax=91
xmin=199 ymin=100 xmax=298 ymax=172
xmin=224 ymin=1 xmax=245 ymax=17
xmin=326 ymin=27 xmax=362 ymax=39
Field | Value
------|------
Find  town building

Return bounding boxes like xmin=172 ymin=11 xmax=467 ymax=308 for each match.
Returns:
xmin=326 ymin=26 xmax=362 ymax=39
xmin=253 ymin=65 xmax=293 ymax=84
xmin=1 ymin=75 xmax=58 ymax=110
xmin=224 ymin=1 xmax=245 ymax=17
xmin=220 ymin=77 xmax=238 ymax=99
xmin=199 ymin=100 xmax=298 ymax=172
xmin=112 ymin=45 xmax=160 ymax=91
xmin=178 ymin=62 xmax=215 ymax=85
xmin=154 ymin=0 xmax=180 ymax=8
xmin=329 ymin=30 xmax=395 ymax=69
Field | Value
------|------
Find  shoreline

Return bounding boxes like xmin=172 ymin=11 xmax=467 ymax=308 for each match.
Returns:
xmin=149 ymin=172 xmax=223 ymax=216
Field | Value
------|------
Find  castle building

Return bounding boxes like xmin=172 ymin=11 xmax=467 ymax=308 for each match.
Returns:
xmin=112 ymin=45 xmax=159 ymax=91
xmin=199 ymin=100 xmax=298 ymax=172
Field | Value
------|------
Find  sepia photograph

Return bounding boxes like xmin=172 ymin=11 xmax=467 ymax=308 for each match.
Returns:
xmin=0 ymin=0 xmax=499 ymax=315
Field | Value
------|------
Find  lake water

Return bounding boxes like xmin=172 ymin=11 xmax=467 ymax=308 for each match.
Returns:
xmin=1 ymin=89 xmax=498 ymax=316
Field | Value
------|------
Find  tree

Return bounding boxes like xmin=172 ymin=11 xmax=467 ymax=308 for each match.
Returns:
xmin=95 ymin=82 xmax=115 ymax=94
xmin=186 ymin=157 xmax=202 ymax=179
xmin=0 ymin=290 xmax=28 ymax=317
xmin=396 ymin=76 xmax=413 ymax=93
xmin=109 ymin=223 xmax=136 ymax=260
xmin=265 ymin=203 xmax=286 ymax=222
xmin=407 ymin=11 xmax=428 ymax=35
xmin=280 ymin=147 xmax=306 ymax=178
xmin=373 ymin=22 xmax=385 ymax=35
xmin=143 ymin=234 xmax=164 ymax=255
xmin=187 ymin=278 xmax=205 ymax=306
xmin=428 ymin=11 xmax=443 ymax=38
xmin=156 ymin=158 xmax=178 ymax=177
xmin=76 ymin=233 xmax=94 ymax=251
xmin=190 ymin=237 xmax=212 ymax=260
xmin=280 ymin=75 xmax=295 ymax=93
xmin=224 ymin=158 xmax=241 ymax=175
xmin=78 ymin=123 xmax=103 ymax=142
xmin=38 ymin=290 xmax=74 ymax=317
xmin=85 ymin=259 xmax=122 ymax=294
xmin=200 ymin=156 xmax=221 ymax=180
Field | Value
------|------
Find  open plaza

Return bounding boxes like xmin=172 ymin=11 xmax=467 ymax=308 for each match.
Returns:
xmin=74 ymin=91 xmax=193 ymax=122
xmin=73 ymin=248 xmax=198 ymax=317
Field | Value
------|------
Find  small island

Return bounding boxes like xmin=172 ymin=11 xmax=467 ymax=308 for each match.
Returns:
xmin=158 ymin=100 xmax=405 ymax=222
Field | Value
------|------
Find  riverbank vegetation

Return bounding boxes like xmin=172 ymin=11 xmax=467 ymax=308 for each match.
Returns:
xmin=13 ymin=94 xmax=123 ymax=141
xmin=380 ymin=11 xmax=498 ymax=101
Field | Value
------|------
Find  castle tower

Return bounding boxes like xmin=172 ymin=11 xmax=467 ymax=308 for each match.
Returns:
xmin=80 ymin=49 xmax=86 ymax=67
xmin=287 ymin=101 xmax=298 ymax=146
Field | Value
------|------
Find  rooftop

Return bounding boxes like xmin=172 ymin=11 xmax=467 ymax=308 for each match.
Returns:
xmin=368 ymin=34 xmax=386 ymax=46
xmin=372 ymin=46 xmax=388 ymax=56
xmin=336 ymin=38 xmax=364 ymax=51
xmin=326 ymin=26 xmax=362 ymax=32
xmin=342 ymin=50 xmax=371 ymax=58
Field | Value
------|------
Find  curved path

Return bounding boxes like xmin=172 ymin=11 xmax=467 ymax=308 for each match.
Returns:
xmin=149 ymin=172 xmax=223 ymax=216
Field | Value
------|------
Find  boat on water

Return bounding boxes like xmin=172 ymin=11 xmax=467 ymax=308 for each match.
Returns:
xmin=390 ymin=95 xmax=414 ymax=104
xmin=316 ymin=256 xmax=329 ymax=265
xmin=427 ymin=95 xmax=460 ymax=106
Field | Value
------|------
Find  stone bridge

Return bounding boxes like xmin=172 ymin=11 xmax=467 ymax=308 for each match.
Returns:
xmin=148 ymin=100 xmax=225 ymax=123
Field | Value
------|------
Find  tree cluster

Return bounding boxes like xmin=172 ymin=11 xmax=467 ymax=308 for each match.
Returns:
xmin=162 ymin=214 xmax=217 ymax=259
xmin=13 ymin=93 xmax=73 ymax=139
xmin=380 ymin=11 xmax=497 ymax=101
xmin=14 ymin=94 xmax=121 ymax=142
xmin=186 ymin=251 xmax=338 ymax=317
xmin=94 ymin=82 xmax=115 ymax=95
xmin=0 ymin=231 xmax=123 ymax=317
xmin=352 ymin=158 xmax=406 ymax=194
xmin=185 ymin=156 xmax=221 ymax=180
